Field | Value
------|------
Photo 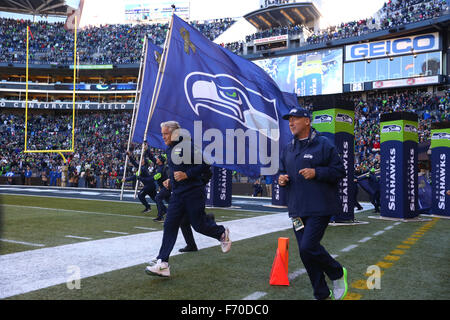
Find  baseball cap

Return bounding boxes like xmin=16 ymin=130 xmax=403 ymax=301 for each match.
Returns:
xmin=282 ymin=107 xmax=311 ymax=120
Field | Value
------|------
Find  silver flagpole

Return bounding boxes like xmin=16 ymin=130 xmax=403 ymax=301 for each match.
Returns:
xmin=133 ymin=8 xmax=176 ymax=199
xmin=120 ymin=36 xmax=148 ymax=200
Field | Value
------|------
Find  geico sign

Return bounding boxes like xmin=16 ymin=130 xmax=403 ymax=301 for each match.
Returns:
xmin=345 ymin=33 xmax=439 ymax=61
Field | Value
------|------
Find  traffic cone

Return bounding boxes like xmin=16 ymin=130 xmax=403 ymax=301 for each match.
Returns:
xmin=269 ymin=237 xmax=289 ymax=286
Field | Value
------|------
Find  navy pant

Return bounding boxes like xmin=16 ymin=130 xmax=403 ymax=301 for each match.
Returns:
xmin=157 ymin=187 xmax=225 ymax=262
xmin=371 ymin=190 xmax=380 ymax=212
xmin=293 ymin=215 xmax=343 ymax=300
xmin=138 ymin=185 xmax=156 ymax=209
xmin=155 ymin=187 xmax=171 ymax=218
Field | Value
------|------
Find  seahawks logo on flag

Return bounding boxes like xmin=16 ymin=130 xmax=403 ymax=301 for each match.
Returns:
xmin=184 ymin=72 xmax=280 ymax=141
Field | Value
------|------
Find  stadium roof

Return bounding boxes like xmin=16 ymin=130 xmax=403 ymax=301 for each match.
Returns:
xmin=0 ymin=0 xmax=71 ymax=16
xmin=244 ymin=2 xmax=321 ymax=31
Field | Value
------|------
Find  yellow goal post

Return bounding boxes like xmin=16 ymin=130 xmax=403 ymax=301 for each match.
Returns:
xmin=23 ymin=17 xmax=78 ymax=164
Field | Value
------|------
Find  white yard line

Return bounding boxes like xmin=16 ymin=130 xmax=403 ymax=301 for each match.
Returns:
xmin=3 ymin=204 xmax=151 ymax=220
xmin=103 ymin=230 xmax=129 ymax=235
xmin=134 ymin=227 xmax=157 ymax=231
xmin=340 ymin=244 xmax=358 ymax=252
xmin=65 ymin=235 xmax=93 ymax=240
xmin=288 ymin=268 xmax=307 ymax=281
xmin=358 ymin=236 xmax=372 ymax=243
xmin=0 ymin=238 xmax=45 ymax=247
xmin=373 ymin=230 xmax=385 ymax=236
xmin=242 ymin=291 xmax=268 ymax=300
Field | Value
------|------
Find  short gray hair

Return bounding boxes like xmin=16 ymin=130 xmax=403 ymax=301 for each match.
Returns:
xmin=160 ymin=121 xmax=181 ymax=132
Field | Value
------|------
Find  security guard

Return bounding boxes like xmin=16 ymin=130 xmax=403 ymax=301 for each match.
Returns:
xmin=368 ymin=168 xmax=380 ymax=213
xmin=278 ymin=107 xmax=348 ymax=300
xmin=145 ymin=121 xmax=231 ymax=277
xmin=153 ymin=154 xmax=170 ymax=222
xmin=124 ymin=150 xmax=157 ymax=213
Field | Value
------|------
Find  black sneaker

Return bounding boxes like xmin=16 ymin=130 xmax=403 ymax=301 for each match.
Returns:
xmin=153 ymin=216 xmax=164 ymax=222
xmin=142 ymin=207 xmax=151 ymax=213
xmin=179 ymin=245 xmax=198 ymax=252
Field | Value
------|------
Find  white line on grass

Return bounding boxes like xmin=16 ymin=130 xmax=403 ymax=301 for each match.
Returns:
xmin=242 ymin=291 xmax=267 ymax=300
xmin=373 ymin=230 xmax=385 ymax=236
xmin=340 ymin=244 xmax=358 ymax=252
xmin=358 ymin=236 xmax=372 ymax=243
xmin=384 ymin=225 xmax=394 ymax=230
xmin=103 ymin=230 xmax=129 ymax=235
xmin=288 ymin=268 xmax=307 ymax=280
xmin=3 ymin=204 xmax=152 ymax=220
xmin=0 ymin=238 xmax=45 ymax=247
xmin=134 ymin=227 xmax=157 ymax=231
xmin=65 ymin=235 xmax=93 ymax=240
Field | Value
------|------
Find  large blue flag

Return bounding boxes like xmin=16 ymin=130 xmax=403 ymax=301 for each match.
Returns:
xmin=132 ymin=40 xmax=163 ymax=143
xmin=144 ymin=14 xmax=293 ymax=177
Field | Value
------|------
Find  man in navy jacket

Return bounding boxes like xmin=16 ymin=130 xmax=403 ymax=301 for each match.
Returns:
xmin=278 ymin=107 xmax=349 ymax=300
xmin=145 ymin=121 xmax=231 ymax=277
xmin=124 ymin=150 xmax=157 ymax=213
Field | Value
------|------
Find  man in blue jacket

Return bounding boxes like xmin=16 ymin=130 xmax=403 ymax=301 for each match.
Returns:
xmin=278 ymin=107 xmax=348 ymax=300
xmin=145 ymin=121 xmax=231 ymax=277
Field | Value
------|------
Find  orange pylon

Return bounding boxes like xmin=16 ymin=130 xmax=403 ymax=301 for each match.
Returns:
xmin=269 ymin=237 xmax=289 ymax=286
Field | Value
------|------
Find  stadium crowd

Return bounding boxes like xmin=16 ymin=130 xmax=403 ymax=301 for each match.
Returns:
xmin=0 ymin=0 xmax=447 ymax=65
xmin=306 ymin=0 xmax=448 ymax=45
xmin=1 ymin=90 xmax=448 ymax=187
xmin=0 ymin=17 xmax=235 ymax=65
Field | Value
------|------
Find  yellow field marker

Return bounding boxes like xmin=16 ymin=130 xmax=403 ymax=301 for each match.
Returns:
xmin=384 ymin=255 xmax=400 ymax=261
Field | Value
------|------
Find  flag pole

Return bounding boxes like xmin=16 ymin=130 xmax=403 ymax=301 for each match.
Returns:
xmin=120 ymin=36 xmax=149 ymax=200
xmin=133 ymin=9 xmax=176 ymax=199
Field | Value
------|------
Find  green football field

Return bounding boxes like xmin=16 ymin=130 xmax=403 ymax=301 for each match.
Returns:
xmin=1 ymin=194 xmax=449 ymax=300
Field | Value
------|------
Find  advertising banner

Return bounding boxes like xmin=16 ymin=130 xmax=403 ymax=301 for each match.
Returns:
xmin=312 ymin=100 xmax=355 ymax=222
xmin=206 ymin=166 xmax=232 ymax=207
xmin=430 ymin=121 xmax=450 ymax=216
xmin=380 ymin=112 xmax=419 ymax=219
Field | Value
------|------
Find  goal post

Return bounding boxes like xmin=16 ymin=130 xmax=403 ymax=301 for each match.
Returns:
xmin=23 ymin=17 xmax=78 ymax=161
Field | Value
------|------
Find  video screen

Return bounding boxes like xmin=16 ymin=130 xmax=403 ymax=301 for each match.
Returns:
xmin=252 ymin=48 xmax=343 ymax=96
xmin=295 ymin=48 xmax=343 ymax=96
xmin=252 ymin=55 xmax=297 ymax=93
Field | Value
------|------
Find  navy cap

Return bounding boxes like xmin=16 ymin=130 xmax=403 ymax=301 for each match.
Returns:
xmin=282 ymin=107 xmax=310 ymax=120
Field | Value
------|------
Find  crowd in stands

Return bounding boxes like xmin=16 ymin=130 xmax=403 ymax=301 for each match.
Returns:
xmin=378 ymin=0 xmax=448 ymax=28
xmin=0 ymin=17 xmax=235 ymax=65
xmin=0 ymin=0 xmax=447 ymax=65
xmin=307 ymin=0 xmax=448 ymax=45
xmin=1 ymin=90 xmax=448 ymax=188
xmin=0 ymin=111 xmax=150 ymax=188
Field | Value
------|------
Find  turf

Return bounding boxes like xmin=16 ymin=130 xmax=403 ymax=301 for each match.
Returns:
xmin=1 ymin=194 xmax=449 ymax=300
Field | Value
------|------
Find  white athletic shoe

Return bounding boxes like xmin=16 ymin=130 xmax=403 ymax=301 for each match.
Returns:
xmin=145 ymin=259 xmax=170 ymax=277
xmin=332 ymin=267 xmax=348 ymax=300
xmin=220 ymin=228 xmax=231 ymax=253
xmin=147 ymin=258 xmax=158 ymax=266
